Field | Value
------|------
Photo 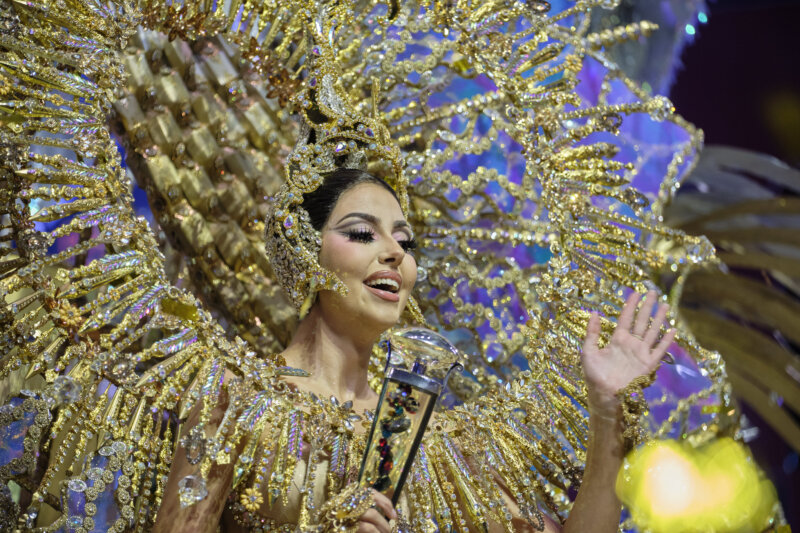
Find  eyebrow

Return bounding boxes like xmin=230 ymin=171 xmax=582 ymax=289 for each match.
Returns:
xmin=334 ymin=212 xmax=410 ymax=230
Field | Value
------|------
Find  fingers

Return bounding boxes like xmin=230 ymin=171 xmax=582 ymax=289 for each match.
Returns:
xmin=643 ymin=300 xmax=669 ymax=347
xmin=370 ymin=490 xmax=397 ymax=520
xmin=632 ymin=290 xmax=658 ymax=337
xmin=358 ymin=508 xmax=393 ymax=533
xmin=355 ymin=490 xmax=397 ymax=533
xmin=651 ymin=327 xmax=677 ymax=365
xmin=616 ymin=291 xmax=640 ymax=332
xmin=617 ymin=290 xmax=675 ymax=367
xmin=583 ymin=312 xmax=601 ymax=353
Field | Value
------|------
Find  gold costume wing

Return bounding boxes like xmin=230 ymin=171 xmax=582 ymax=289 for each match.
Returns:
xmin=663 ymin=146 xmax=800 ymax=453
xmin=0 ymin=0 xmax=733 ymax=530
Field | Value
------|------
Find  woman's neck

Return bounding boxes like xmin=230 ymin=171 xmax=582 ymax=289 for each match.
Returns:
xmin=281 ymin=306 xmax=379 ymax=403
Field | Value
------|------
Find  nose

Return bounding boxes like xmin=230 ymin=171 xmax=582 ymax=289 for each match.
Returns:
xmin=378 ymin=238 xmax=406 ymax=266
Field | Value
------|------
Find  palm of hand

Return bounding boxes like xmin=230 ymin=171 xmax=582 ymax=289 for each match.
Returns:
xmin=582 ymin=290 xmax=676 ymax=414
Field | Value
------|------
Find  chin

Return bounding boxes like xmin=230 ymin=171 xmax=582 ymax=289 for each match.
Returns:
xmin=357 ymin=293 xmax=408 ymax=332
xmin=317 ymin=290 xmax=405 ymax=336
xmin=373 ymin=310 xmax=403 ymax=331
xmin=363 ymin=303 xmax=405 ymax=332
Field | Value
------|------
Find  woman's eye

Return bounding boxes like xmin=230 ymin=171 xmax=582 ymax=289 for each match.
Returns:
xmin=400 ymin=239 xmax=418 ymax=252
xmin=344 ymin=229 xmax=375 ymax=243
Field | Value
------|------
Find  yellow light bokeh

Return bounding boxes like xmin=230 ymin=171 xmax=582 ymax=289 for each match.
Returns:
xmin=616 ymin=438 xmax=780 ymax=533
xmin=639 ymin=444 xmax=699 ymax=515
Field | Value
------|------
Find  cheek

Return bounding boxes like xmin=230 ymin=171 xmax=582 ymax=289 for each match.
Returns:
xmin=319 ymin=235 xmax=365 ymax=280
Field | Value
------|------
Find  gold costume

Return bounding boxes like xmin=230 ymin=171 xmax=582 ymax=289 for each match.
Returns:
xmin=0 ymin=0 xmax=757 ymax=531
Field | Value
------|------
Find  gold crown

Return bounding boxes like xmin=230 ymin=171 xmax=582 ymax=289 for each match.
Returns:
xmin=265 ymin=43 xmax=409 ymax=311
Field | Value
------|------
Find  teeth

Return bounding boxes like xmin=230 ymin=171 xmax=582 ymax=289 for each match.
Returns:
xmin=365 ymin=278 xmax=400 ymax=292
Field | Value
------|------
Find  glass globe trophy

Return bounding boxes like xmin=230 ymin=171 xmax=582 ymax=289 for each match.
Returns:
xmin=358 ymin=328 xmax=464 ymax=504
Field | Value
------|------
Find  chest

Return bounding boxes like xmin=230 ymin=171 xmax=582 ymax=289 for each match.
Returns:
xmin=225 ymin=407 xmax=371 ymax=529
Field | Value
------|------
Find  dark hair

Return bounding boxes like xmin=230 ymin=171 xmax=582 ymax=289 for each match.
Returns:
xmin=301 ymin=168 xmax=399 ymax=231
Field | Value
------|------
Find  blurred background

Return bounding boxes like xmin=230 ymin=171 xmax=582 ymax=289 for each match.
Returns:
xmin=609 ymin=0 xmax=800 ymax=526
xmin=671 ymin=0 xmax=800 ymax=168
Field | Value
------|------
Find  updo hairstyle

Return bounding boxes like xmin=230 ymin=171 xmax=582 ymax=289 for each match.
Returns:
xmin=301 ymin=168 xmax=399 ymax=231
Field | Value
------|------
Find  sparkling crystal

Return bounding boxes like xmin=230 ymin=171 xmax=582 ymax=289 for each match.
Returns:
xmin=178 ymin=475 xmax=208 ymax=507
xmin=407 ymin=154 xmax=424 ymax=165
xmin=67 ymin=479 xmax=87 ymax=493
xmin=622 ymin=188 xmax=649 ymax=209
xmin=649 ymin=95 xmax=674 ymax=121
xmin=26 ymin=510 xmax=39 ymax=528
xmin=52 ymin=375 xmax=81 ymax=405
xmin=110 ymin=359 xmax=132 ymax=379
xmin=599 ymin=113 xmax=622 ymax=131
xmin=181 ymin=429 xmax=206 ymax=465
xmin=98 ymin=445 xmax=114 ymax=456
xmin=383 ymin=417 xmax=411 ymax=433
xmin=688 ymin=236 xmax=713 ymax=263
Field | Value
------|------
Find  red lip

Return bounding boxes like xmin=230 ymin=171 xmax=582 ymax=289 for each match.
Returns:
xmin=363 ymin=270 xmax=402 ymax=302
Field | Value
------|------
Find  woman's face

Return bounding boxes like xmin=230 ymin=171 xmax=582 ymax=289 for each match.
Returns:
xmin=316 ymin=182 xmax=417 ymax=334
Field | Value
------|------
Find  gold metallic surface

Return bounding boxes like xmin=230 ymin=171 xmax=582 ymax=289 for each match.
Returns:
xmin=0 ymin=0 xmax=762 ymax=531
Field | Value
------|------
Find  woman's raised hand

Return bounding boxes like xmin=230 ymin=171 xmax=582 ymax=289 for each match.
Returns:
xmin=356 ymin=490 xmax=398 ymax=533
xmin=581 ymin=290 xmax=676 ymax=417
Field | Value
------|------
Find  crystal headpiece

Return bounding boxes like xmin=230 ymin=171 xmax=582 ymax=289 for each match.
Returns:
xmin=265 ymin=41 xmax=409 ymax=310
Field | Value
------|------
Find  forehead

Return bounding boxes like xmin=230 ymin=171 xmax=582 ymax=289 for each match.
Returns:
xmin=329 ymin=182 xmax=405 ymax=220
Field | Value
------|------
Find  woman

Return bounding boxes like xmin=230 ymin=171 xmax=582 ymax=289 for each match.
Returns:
xmin=154 ymin=169 xmax=675 ymax=533
xmin=0 ymin=2 xmax=734 ymax=532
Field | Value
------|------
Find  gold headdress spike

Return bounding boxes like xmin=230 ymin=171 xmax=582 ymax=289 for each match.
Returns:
xmin=265 ymin=30 xmax=408 ymax=311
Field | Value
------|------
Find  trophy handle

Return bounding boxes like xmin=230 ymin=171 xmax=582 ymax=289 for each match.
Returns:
xmin=435 ymin=362 xmax=464 ymax=410
xmin=379 ymin=338 xmax=392 ymax=376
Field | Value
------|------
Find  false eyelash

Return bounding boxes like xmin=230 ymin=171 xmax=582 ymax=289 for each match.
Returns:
xmin=400 ymin=239 xmax=418 ymax=252
xmin=344 ymin=229 xmax=375 ymax=243
xmin=344 ymin=229 xmax=417 ymax=253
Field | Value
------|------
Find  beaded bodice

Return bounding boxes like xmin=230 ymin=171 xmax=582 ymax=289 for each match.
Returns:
xmin=226 ymin=389 xmax=371 ymax=530
xmin=195 ymin=378 xmax=561 ymax=532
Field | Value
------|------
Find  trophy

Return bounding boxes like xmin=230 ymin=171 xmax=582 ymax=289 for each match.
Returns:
xmin=358 ymin=328 xmax=464 ymax=504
